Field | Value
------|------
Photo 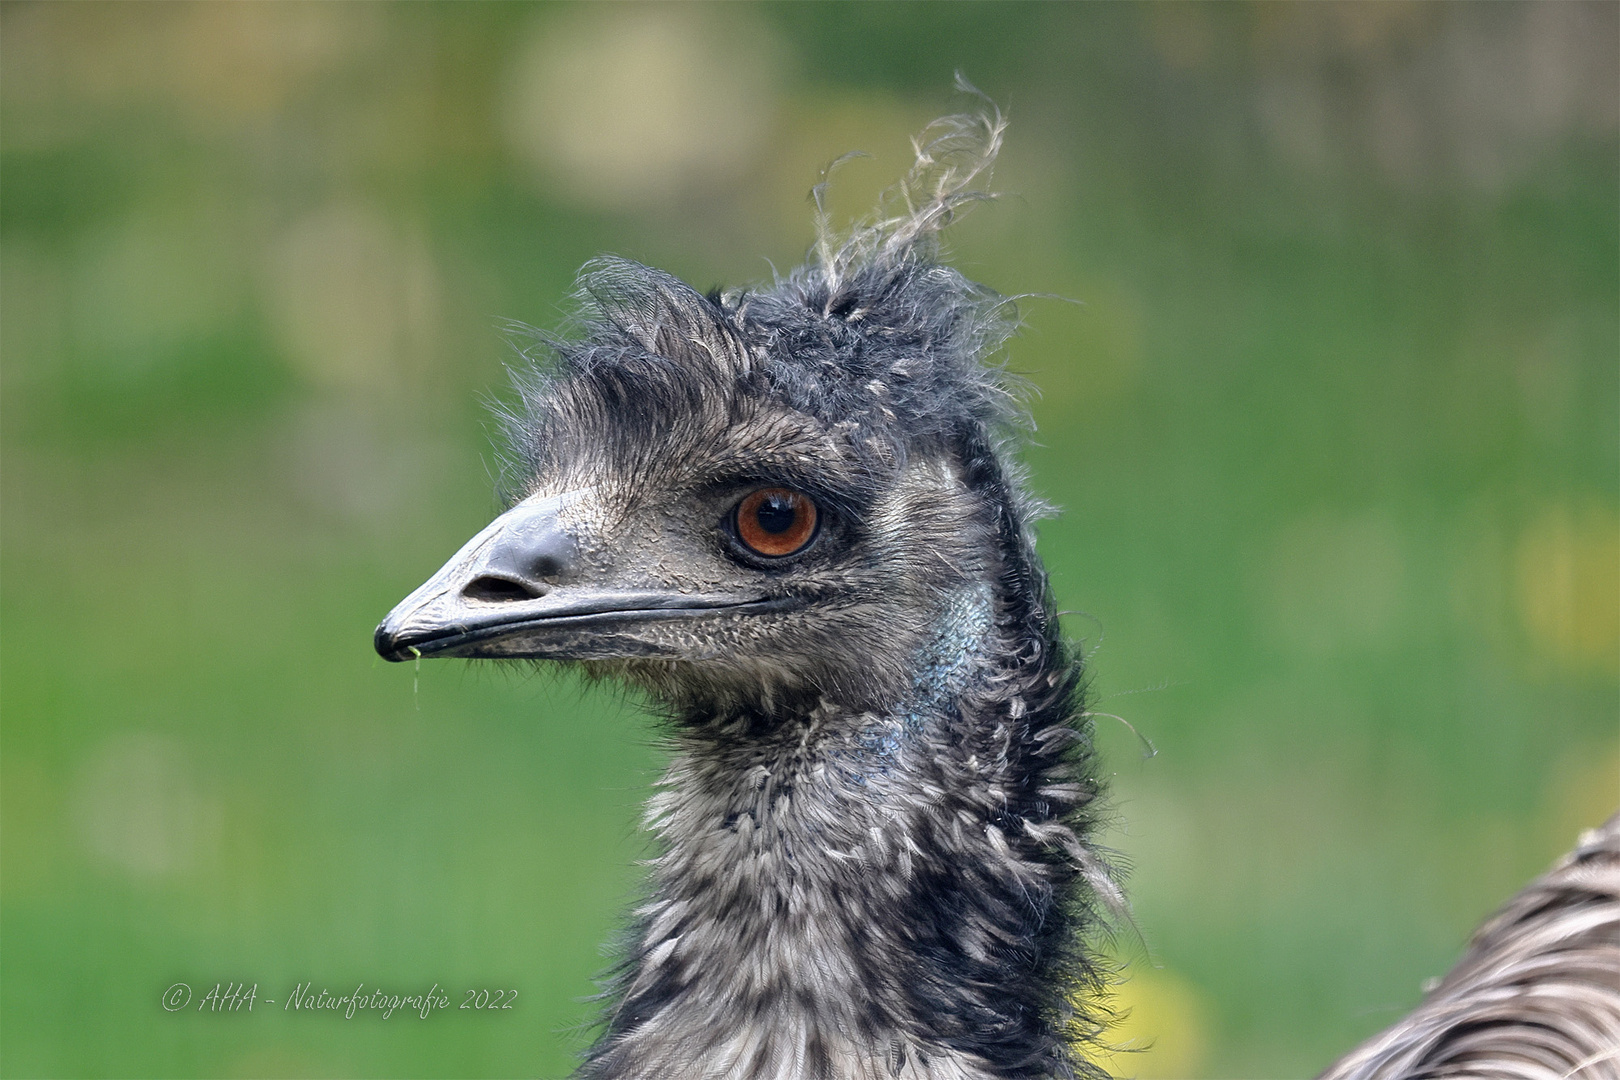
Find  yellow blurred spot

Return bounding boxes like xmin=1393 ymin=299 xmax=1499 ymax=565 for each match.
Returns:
xmin=1252 ymin=2 xmax=1436 ymax=59
xmin=264 ymin=202 xmax=441 ymax=391
xmin=1089 ymin=966 xmax=1212 ymax=1080
xmin=1516 ymin=503 xmax=1620 ymax=676
xmin=501 ymin=6 xmax=784 ymax=212
xmin=2 ymin=4 xmax=375 ymax=140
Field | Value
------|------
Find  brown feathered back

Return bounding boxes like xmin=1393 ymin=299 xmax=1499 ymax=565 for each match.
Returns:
xmin=1319 ymin=811 xmax=1620 ymax=1080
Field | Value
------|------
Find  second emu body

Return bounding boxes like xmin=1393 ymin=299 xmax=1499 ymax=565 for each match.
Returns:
xmin=378 ymin=104 xmax=1117 ymax=1079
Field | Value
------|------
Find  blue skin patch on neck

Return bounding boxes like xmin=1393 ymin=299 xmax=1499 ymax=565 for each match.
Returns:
xmin=844 ymin=583 xmax=995 ymax=785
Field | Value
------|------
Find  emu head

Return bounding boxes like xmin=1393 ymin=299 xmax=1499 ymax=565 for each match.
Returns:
xmin=375 ymin=105 xmax=1043 ymax=713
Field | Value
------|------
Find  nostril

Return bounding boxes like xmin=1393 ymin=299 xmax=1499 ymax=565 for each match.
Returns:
xmin=463 ymin=576 xmax=547 ymax=603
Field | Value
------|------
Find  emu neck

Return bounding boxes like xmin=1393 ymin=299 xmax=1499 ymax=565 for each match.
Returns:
xmin=587 ymin=586 xmax=1098 ymax=1080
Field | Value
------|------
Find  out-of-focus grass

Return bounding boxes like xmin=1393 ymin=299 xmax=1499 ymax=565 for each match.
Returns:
xmin=3 ymin=4 xmax=1615 ymax=1077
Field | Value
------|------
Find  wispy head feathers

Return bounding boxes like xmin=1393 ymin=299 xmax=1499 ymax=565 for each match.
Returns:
xmin=501 ymin=86 xmax=1026 ymax=506
xmin=813 ymin=73 xmax=1007 ymax=290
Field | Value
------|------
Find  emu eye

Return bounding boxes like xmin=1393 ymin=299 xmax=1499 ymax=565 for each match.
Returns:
xmin=734 ymin=488 xmax=818 ymax=558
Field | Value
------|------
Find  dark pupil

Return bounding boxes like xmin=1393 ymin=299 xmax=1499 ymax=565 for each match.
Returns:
xmin=755 ymin=496 xmax=797 ymax=534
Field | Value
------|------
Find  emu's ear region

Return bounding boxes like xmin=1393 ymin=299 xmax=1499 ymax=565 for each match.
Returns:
xmin=373 ymin=491 xmax=785 ymax=663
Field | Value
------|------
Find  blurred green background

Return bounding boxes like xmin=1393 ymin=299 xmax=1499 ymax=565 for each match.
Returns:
xmin=3 ymin=3 xmax=1616 ymax=1077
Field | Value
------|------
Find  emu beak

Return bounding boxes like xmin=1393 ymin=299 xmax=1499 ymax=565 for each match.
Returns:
xmin=374 ymin=492 xmax=781 ymax=662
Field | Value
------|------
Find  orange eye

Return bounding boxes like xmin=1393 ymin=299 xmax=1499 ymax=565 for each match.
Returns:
xmin=735 ymin=488 xmax=818 ymax=557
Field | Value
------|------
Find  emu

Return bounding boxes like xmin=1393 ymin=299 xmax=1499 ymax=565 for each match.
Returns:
xmin=375 ymin=102 xmax=1620 ymax=1079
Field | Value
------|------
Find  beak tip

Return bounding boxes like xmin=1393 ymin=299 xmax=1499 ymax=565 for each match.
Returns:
xmin=374 ymin=620 xmax=410 ymax=663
